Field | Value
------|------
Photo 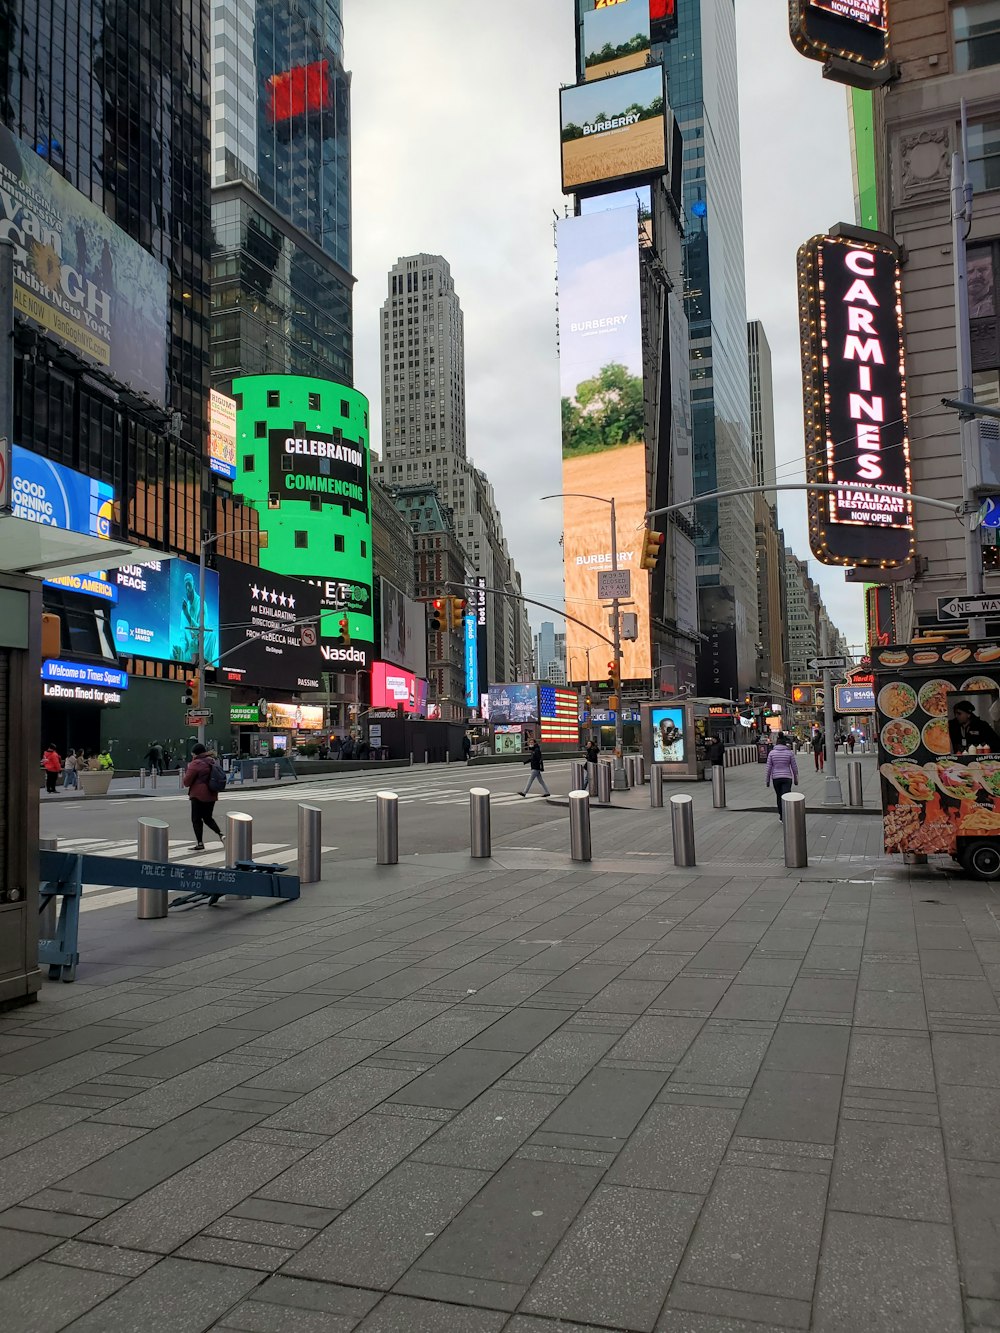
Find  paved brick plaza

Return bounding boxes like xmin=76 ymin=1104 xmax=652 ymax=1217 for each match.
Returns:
xmin=1 ymin=759 xmax=995 ymax=1331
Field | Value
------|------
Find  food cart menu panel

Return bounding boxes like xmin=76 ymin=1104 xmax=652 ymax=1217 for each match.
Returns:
xmin=874 ymin=643 xmax=1000 ymax=856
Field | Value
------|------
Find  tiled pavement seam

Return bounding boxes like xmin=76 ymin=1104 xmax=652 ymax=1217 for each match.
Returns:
xmin=0 ymin=807 xmax=994 ymax=1330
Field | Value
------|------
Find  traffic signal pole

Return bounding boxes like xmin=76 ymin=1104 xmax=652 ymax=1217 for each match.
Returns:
xmin=609 ymin=497 xmax=627 ymax=791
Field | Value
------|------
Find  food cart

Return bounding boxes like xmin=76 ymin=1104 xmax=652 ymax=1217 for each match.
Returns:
xmin=874 ymin=640 xmax=1000 ymax=878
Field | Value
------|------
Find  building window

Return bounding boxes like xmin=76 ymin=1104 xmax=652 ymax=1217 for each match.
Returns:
xmin=954 ymin=2 xmax=1000 ymax=70
xmin=341 ymin=399 xmax=350 ymax=417
xmin=969 ymin=119 xmax=1000 ymax=192
xmin=294 ymin=531 xmax=308 ymax=548
xmin=254 ymin=420 xmax=266 ymax=438
xmin=308 ymin=392 xmax=321 ymax=411
xmin=266 ymin=390 xmax=280 ymax=408
xmin=334 ymin=534 xmax=345 ymax=552
xmin=242 ymin=455 xmax=255 ymax=472
xmin=360 ymin=540 xmax=367 ymax=557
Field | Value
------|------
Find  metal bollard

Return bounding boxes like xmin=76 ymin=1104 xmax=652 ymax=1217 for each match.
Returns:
xmin=650 ymin=764 xmax=663 ymax=808
xmin=670 ymin=794 xmax=696 ymax=867
xmin=597 ymin=761 xmax=612 ymax=806
xmin=251 ymin=763 xmax=259 ymax=783
xmin=377 ymin=791 xmax=399 ymax=864
xmin=273 ymin=762 xmax=280 ymax=781
xmin=634 ymin=754 xmax=645 ymax=786
xmin=446 ymin=751 xmax=451 ymax=765
xmin=587 ymin=760 xmax=598 ymax=795
xmin=712 ymin=763 xmax=727 ymax=809
xmin=136 ymin=817 xmax=169 ymax=919
xmin=298 ymin=804 xmax=322 ymax=884
xmin=570 ymin=760 xmax=586 ymax=793
xmin=179 ymin=769 xmax=185 ymax=790
xmin=226 ymin=811 xmax=254 ymax=898
xmin=847 ymin=760 xmax=863 ymax=808
xmin=150 ymin=769 xmax=157 ymax=789
xmin=39 ymin=837 xmax=58 ymax=938
xmin=470 ymin=788 xmax=491 ymax=858
xmin=424 ymin=750 xmax=429 ymax=765
xmin=138 ymin=768 xmax=146 ymax=790
xmin=569 ymin=789 xmax=592 ymax=862
xmin=782 ymin=792 xmax=808 ymax=868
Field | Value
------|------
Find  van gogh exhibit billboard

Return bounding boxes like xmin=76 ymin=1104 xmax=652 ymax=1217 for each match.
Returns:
xmin=558 ymin=206 xmax=651 ymax=683
xmin=0 ymin=124 xmax=168 ymax=404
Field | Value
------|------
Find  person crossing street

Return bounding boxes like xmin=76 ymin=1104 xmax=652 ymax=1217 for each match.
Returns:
xmin=519 ymin=739 xmax=550 ymax=798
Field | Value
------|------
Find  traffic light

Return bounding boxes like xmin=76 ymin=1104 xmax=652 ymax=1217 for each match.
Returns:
xmin=640 ymin=528 xmax=665 ymax=570
xmin=450 ymin=596 xmax=467 ymax=631
xmin=182 ymin=678 xmax=200 ymax=708
xmin=428 ymin=598 xmax=445 ymax=632
xmin=338 ymin=617 xmax=351 ymax=645
xmin=607 ymin=660 xmax=621 ymax=692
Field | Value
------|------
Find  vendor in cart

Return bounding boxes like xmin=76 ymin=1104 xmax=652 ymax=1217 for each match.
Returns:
xmin=949 ymin=700 xmax=1000 ymax=754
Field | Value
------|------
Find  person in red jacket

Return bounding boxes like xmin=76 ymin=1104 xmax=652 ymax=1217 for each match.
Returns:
xmin=42 ymin=745 xmax=62 ymax=794
xmin=182 ymin=743 xmax=225 ymax=851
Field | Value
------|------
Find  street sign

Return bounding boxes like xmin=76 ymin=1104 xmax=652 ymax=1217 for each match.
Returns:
xmin=185 ymin=709 xmax=212 ymax=726
xmin=938 ymin=594 xmax=1000 ymax=620
xmin=597 ymin=569 xmax=631 ymax=601
xmin=300 ymin=625 xmax=317 ymax=647
xmin=808 ymin=655 xmax=850 ymax=672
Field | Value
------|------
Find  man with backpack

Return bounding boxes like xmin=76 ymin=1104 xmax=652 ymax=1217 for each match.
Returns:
xmin=182 ymin=742 xmax=227 ymax=851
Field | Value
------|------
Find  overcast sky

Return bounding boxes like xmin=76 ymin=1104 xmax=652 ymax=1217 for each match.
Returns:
xmin=346 ymin=0 xmax=867 ymax=653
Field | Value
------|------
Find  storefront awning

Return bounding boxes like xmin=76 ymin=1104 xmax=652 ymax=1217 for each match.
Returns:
xmin=0 ymin=516 xmax=150 ymax=579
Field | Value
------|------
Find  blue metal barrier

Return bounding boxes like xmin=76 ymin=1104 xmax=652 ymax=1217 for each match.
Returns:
xmin=38 ymin=850 xmax=301 ymax=983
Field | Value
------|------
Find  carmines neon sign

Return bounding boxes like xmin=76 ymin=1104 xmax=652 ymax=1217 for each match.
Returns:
xmin=799 ymin=231 xmax=915 ymax=569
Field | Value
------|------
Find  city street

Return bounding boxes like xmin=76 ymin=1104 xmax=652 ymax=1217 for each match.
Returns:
xmin=2 ymin=755 xmax=991 ymax=1330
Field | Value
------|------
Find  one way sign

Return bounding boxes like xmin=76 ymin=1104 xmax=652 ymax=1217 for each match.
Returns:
xmin=937 ymin=595 xmax=1000 ymax=620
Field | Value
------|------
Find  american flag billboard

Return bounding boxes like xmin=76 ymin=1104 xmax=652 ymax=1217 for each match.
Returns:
xmin=540 ymin=685 xmax=579 ymax=746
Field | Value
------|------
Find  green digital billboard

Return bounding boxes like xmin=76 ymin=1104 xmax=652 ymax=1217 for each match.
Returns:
xmin=232 ymin=374 xmax=375 ymax=671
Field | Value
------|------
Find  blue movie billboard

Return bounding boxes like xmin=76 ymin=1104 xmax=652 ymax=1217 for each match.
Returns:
xmin=12 ymin=445 xmax=113 ymax=538
xmin=464 ymin=615 xmax=478 ymax=708
xmin=110 ymin=558 xmax=219 ymax=665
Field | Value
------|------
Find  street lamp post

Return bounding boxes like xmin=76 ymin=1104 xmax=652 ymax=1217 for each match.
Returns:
xmin=542 ymin=492 xmax=627 ymax=791
xmin=197 ymin=527 xmax=260 ymax=747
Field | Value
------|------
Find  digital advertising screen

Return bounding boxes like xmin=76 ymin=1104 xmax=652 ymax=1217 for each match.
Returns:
xmin=809 ymin=0 xmax=886 ymax=31
xmin=583 ymin=0 xmax=650 ymax=82
xmin=464 ymin=614 xmax=479 ymax=709
xmin=216 ymin=557 xmax=325 ymax=691
xmin=209 ymin=389 xmax=237 ymax=480
xmin=0 ymin=123 xmax=168 ymax=405
xmin=651 ymin=706 xmax=686 ymax=763
xmin=41 ymin=658 xmax=127 ymax=707
xmin=264 ymin=701 xmax=324 ymax=732
xmin=791 ymin=0 xmax=888 ymax=72
xmin=798 ymin=232 xmax=913 ymax=568
xmin=12 ymin=445 xmax=113 ymax=539
xmin=109 ymin=558 xmax=220 ymax=665
xmin=380 ymin=579 xmax=428 ymax=678
xmin=561 ymin=64 xmax=666 ymax=194
xmin=558 ymin=207 xmax=651 ymax=682
xmin=371 ymin=662 xmax=428 ymax=715
xmin=488 ymin=683 xmax=539 ymax=725
xmin=233 ymin=374 xmax=375 ymax=671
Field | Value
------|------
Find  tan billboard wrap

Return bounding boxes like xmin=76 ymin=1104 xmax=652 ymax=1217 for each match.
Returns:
xmin=558 ymin=207 xmax=651 ymax=683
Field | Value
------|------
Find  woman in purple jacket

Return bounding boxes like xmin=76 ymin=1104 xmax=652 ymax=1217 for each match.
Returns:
xmin=765 ymin=734 xmax=799 ymax=820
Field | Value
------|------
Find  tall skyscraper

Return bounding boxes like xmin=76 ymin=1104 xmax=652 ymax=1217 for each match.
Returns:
xmin=658 ymin=0 xmax=759 ymax=691
xmin=210 ymin=0 xmax=354 ymax=387
xmin=375 ymin=254 xmax=529 ymax=688
xmin=748 ymin=320 xmax=787 ymax=700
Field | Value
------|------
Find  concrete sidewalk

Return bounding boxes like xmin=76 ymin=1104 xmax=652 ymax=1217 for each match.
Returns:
xmin=0 ymin=792 xmax=991 ymax=1331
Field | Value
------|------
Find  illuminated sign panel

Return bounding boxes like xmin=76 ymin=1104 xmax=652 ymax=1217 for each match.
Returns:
xmin=380 ymin=580 xmax=428 ymax=678
xmin=216 ymin=558 xmax=324 ymax=691
xmin=266 ymin=60 xmax=333 ymax=124
xmin=790 ymin=0 xmax=889 ymax=75
xmin=464 ymin=615 xmax=478 ymax=709
xmin=798 ymin=231 xmax=914 ymax=569
xmin=810 ymin=0 xmax=886 ymax=31
xmin=13 ymin=446 xmax=113 ymax=539
xmin=371 ymin=662 xmax=428 ymax=715
xmin=583 ymin=0 xmax=650 ymax=82
xmin=233 ymin=375 xmax=375 ymax=671
xmin=866 ymin=584 xmax=896 ymax=647
xmin=109 ymin=558 xmax=219 ymax=665
xmin=558 ymin=208 xmax=651 ymax=682
xmin=560 ymin=64 xmax=666 ymax=195
xmin=41 ymin=658 xmax=127 ymax=706
xmin=209 ymin=389 xmax=237 ymax=480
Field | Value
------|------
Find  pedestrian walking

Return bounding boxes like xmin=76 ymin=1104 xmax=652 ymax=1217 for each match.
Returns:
xmin=765 ymin=733 xmax=799 ymax=819
xmin=847 ymin=732 xmax=855 ymax=754
xmin=63 ymin=749 xmax=79 ymax=791
xmin=707 ymin=734 xmax=725 ymax=767
xmin=811 ymin=729 xmax=826 ymax=772
xmin=41 ymin=744 xmax=62 ymax=794
xmin=519 ymin=740 xmax=551 ymax=798
xmin=182 ymin=742 xmax=227 ymax=851
xmin=582 ymin=738 xmax=599 ymax=788
xmin=144 ymin=742 xmax=164 ymax=774
xmin=462 ymin=732 xmax=472 ymax=764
